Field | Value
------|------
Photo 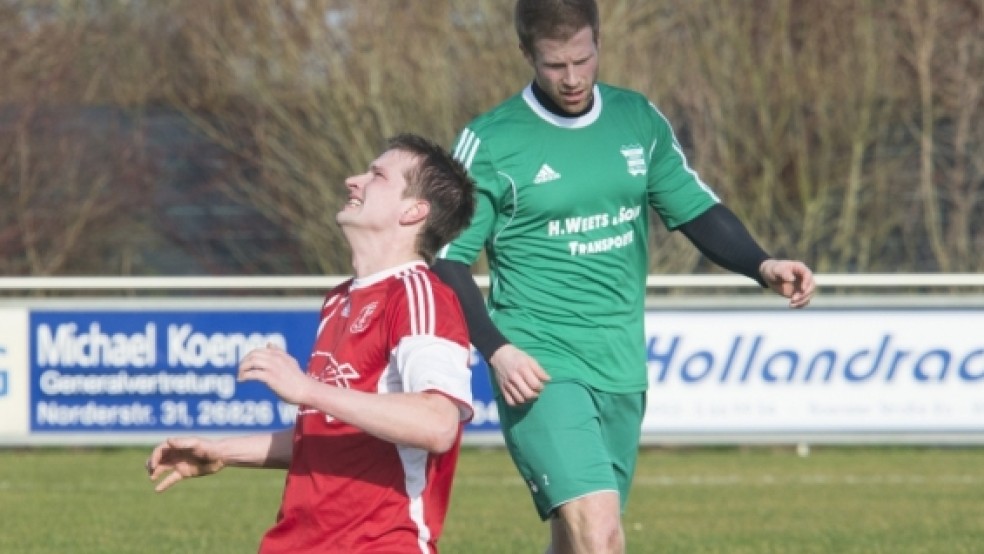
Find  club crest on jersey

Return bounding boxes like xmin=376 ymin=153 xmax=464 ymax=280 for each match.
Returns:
xmin=620 ymin=144 xmax=646 ymax=176
xmin=350 ymin=301 xmax=379 ymax=334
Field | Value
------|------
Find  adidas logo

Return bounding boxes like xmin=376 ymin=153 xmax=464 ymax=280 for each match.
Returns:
xmin=533 ymin=164 xmax=561 ymax=185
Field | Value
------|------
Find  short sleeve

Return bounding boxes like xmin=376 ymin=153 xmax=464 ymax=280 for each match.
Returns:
xmin=382 ymin=271 xmax=474 ymax=421
xmin=440 ymin=127 xmax=502 ymax=264
xmin=391 ymin=335 xmax=473 ymax=421
xmin=645 ymin=103 xmax=719 ymax=230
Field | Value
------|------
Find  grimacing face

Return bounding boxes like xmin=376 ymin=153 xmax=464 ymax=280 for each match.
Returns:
xmin=525 ymin=25 xmax=599 ymax=114
xmin=336 ymin=149 xmax=420 ymax=233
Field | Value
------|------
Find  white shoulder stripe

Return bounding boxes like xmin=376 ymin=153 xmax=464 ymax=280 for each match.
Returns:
xmin=454 ymin=129 xmax=480 ymax=170
xmin=401 ymin=270 xmax=436 ymax=336
xmin=453 ymin=128 xmax=473 ymax=160
xmin=420 ymin=273 xmax=435 ymax=334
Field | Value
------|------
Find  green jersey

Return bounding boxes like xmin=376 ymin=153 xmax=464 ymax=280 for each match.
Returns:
xmin=442 ymin=83 xmax=718 ymax=393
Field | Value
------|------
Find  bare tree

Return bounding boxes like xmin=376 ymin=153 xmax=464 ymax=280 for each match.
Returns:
xmin=601 ymin=0 xmax=982 ymax=275
xmin=1 ymin=0 xmax=981 ymax=276
xmin=0 ymin=3 xmax=152 ymax=276
xmin=895 ymin=0 xmax=984 ymax=272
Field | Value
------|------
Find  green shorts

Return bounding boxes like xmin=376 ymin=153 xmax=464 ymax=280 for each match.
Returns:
xmin=498 ymin=381 xmax=645 ymax=520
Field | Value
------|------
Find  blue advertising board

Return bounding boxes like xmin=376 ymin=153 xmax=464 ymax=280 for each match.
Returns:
xmin=28 ymin=310 xmax=499 ymax=436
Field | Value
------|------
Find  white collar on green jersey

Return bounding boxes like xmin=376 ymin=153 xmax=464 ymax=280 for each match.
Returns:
xmin=522 ymin=84 xmax=602 ymax=129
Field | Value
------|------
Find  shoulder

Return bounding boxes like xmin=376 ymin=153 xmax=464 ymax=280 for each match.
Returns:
xmin=384 ymin=267 xmax=467 ymax=339
xmin=320 ymin=279 xmax=354 ymax=313
xmin=459 ymin=90 xmax=534 ymax=138
xmin=383 ymin=267 xmax=460 ymax=310
xmin=598 ymin=82 xmax=654 ymax=107
xmin=597 ymin=82 xmax=667 ymax=120
xmin=597 ymin=82 xmax=676 ymax=139
xmin=453 ymin=92 xmax=541 ymax=172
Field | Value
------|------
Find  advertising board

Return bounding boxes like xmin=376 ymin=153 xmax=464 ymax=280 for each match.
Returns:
xmin=1 ymin=304 xmax=982 ymax=445
xmin=643 ymin=309 xmax=984 ymax=440
xmin=0 ymin=308 xmax=29 ymax=438
xmin=0 ymin=307 xmax=499 ymax=443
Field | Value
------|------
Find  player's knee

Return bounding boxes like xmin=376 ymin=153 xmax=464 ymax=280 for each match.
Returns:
xmin=584 ymin=520 xmax=624 ymax=553
xmin=555 ymin=495 xmax=624 ymax=554
xmin=562 ymin=523 xmax=623 ymax=554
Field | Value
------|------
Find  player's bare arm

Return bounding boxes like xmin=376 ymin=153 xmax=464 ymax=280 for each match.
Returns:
xmin=146 ymin=429 xmax=294 ymax=493
xmin=238 ymin=345 xmax=462 ymax=453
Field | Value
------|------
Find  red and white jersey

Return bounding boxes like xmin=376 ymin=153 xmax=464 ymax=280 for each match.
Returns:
xmin=259 ymin=262 xmax=473 ymax=554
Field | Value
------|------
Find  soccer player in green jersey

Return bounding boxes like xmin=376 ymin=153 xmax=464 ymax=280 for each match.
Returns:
xmin=433 ymin=1 xmax=816 ymax=552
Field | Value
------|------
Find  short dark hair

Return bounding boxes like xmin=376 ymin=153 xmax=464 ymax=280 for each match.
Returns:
xmin=514 ymin=0 xmax=599 ymax=55
xmin=387 ymin=133 xmax=476 ymax=263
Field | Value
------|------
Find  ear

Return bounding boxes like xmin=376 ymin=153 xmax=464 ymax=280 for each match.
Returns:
xmin=399 ymin=200 xmax=430 ymax=226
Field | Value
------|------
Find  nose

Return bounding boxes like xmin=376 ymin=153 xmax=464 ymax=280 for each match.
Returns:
xmin=562 ymin=64 xmax=578 ymax=87
xmin=345 ymin=173 xmax=365 ymax=191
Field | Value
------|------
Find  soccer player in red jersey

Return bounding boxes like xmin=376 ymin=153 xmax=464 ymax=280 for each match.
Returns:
xmin=147 ymin=133 xmax=477 ymax=554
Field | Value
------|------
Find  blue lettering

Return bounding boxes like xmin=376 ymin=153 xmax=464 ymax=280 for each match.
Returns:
xmin=719 ymin=336 xmax=742 ymax=382
xmin=803 ymin=350 xmax=836 ymax=382
xmin=646 ymin=331 xmax=984 ymax=386
xmin=914 ymin=349 xmax=950 ymax=382
xmin=739 ymin=336 xmax=762 ymax=382
xmin=648 ymin=336 xmax=680 ymax=383
xmin=844 ymin=335 xmax=889 ymax=382
xmin=958 ymin=349 xmax=984 ymax=381
xmin=681 ymin=351 xmax=714 ymax=383
xmin=884 ymin=350 xmax=910 ymax=381
xmin=762 ymin=350 xmax=798 ymax=382
xmin=0 ymin=345 xmax=7 ymax=396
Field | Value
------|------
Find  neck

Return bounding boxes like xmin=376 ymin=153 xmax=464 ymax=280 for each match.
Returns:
xmin=531 ymin=80 xmax=594 ymax=117
xmin=350 ymin=253 xmax=423 ymax=279
xmin=346 ymin=234 xmax=422 ymax=278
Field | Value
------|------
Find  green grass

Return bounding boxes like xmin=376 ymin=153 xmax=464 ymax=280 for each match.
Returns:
xmin=2 ymin=446 xmax=983 ymax=553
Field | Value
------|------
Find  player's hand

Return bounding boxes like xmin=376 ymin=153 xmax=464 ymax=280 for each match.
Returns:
xmin=146 ymin=437 xmax=224 ymax=493
xmin=238 ymin=343 xmax=310 ymax=406
xmin=759 ymin=259 xmax=816 ymax=308
xmin=488 ymin=344 xmax=550 ymax=406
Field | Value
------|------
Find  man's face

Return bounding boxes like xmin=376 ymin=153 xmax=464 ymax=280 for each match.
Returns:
xmin=525 ymin=26 xmax=599 ymax=115
xmin=336 ymin=148 xmax=419 ymax=233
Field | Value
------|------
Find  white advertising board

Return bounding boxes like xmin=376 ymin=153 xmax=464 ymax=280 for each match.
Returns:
xmin=0 ymin=308 xmax=29 ymax=437
xmin=643 ymin=309 xmax=984 ymax=440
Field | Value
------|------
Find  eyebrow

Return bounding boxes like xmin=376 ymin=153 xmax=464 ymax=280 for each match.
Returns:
xmin=369 ymin=162 xmax=388 ymax=178
xmin=542 ymin=53 xmax=593 ymax=66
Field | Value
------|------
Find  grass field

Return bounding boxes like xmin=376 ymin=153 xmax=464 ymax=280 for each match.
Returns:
xmin=2 ymin=445 xmax=983 ymax=553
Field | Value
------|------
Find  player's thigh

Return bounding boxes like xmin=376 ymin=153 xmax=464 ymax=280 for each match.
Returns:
xmin=598 ymin=389 xmax=645 ymax=508
xmin=499 ymin=382 xmax=641 ymax=519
